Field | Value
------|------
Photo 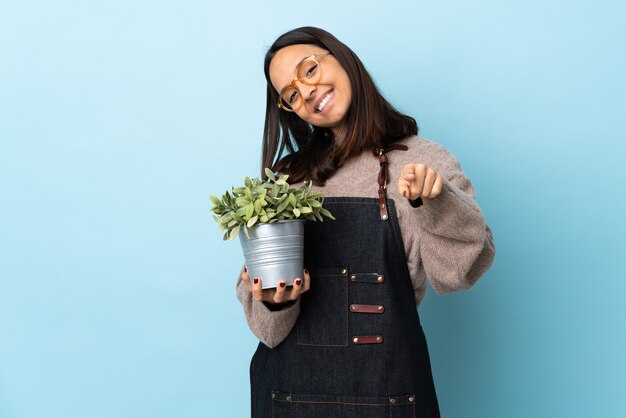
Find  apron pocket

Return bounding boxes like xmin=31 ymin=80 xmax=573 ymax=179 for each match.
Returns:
xmin=271 ymin=391 xmax=417 ymax=418
xmin=296 ymin=267 xmax=349 ymax=347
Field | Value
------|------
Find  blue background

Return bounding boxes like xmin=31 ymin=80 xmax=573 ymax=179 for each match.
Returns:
xmin=1 ymin=1 xmax=625 ymax=417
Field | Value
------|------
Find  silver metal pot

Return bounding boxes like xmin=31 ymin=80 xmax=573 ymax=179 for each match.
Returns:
xmin=239 ymin=219 xmax=305 ymax=289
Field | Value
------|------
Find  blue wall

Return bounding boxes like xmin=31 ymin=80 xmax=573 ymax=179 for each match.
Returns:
xmin=1 ymin=1 xmax=624 ymax=417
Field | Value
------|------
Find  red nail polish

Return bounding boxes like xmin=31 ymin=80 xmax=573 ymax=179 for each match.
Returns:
xmin=253 ymin=278 xmax=259 ymax=284
xmin=244 ymin=266 xmax=248 ymax=273
xmin=304 ymin=269 xmax=309 ymax=275
xmin=280 ymin=282 xmax=286 ymax=288
xmin=295 ymin=279 xmax=302 ymax=286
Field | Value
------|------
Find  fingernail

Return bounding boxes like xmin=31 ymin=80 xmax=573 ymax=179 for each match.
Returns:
xmin=402 ymin=190 xmax=407 ymax=197
xmin=295 ymin=279 xmax=302 ymax=286
xmin=304 ymin=269 xmax=309 ymax=275
xmin=280 ymin=282 xmax=286 ymax=288
xmin=244 ymin=266 xmax=248 ymax=273
xmin=253 ymin=278 xmax=259 ymax=285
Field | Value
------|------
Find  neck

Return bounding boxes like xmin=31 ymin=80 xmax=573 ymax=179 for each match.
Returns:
xmin=331 ymin=124 xmax=347 ymax=139
xmin=333 ymin=135 xmax=346 ymax=146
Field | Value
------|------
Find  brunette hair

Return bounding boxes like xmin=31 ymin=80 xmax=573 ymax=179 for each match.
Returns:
xmin=262 ymin=26 xmax=417 ymax=185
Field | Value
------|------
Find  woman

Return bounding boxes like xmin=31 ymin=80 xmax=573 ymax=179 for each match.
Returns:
xmin=236 ymin=26 xmax=495 ymax=418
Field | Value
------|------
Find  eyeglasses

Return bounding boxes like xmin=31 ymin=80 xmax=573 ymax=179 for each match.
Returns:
xmin=277 ymin=52 xmax=331 ymax=112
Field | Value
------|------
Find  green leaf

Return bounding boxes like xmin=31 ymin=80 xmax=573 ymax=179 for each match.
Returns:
xmin=245 ymin=203 xmax=254 ymax=219
xmin=236 ymin=206 xmax=248 ymax=217
xmin=300 ymin=206 xmax=312 ymax=214
xmin=244 ymin=176 xmax=252 ymax=187
xmin=254 ymin=199 xmax=264 ymax=213
xmin=210 ymin=195 xmax=221 ymax=205
xmin=308 ymin=199 xmax=322 ymax=208
xmin=293 ymin=208 xmax=301 ymax=217
xmin=236 ymin=196 xmax=251 ymax=206
xmin=320 ymin=208 xmax=335 ymax=220
xmin=217 ymin=213 xmax=232 ymax=224
xmin=247 ymin=215 xmax=258 ymax=227
xmin=229 ymin=225 xmax=241 ymax=240
xmin=276 ymin=199 xmax=289 ymax=213
xmin=252 ymin=185 xmax=265 ymax=196
xmin=288 ymin=193 xmax=297 ymax=207
xmin=264 ymin=168 xmax=276 ymax=181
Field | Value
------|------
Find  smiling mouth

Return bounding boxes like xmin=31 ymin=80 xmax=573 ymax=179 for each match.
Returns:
xmin=316 ymin=90 xmax=334 ymax=112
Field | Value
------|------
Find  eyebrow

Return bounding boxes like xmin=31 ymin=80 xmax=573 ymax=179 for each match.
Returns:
xmin=294 ymin=54 xmax=313 ymax=69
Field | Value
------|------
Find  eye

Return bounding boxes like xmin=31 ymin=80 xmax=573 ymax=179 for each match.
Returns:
xmin=305 ymin=63 xmax=318 ymax=78
xmin=287 ymin=89 xmax=299 ymax=104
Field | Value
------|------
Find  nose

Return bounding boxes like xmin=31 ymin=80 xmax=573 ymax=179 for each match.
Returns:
xmin=296 ymin=81 xmax=317 ymax=101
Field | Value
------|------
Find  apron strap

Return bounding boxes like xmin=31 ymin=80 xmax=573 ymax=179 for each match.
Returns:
xmin=377 ymin=144 xmax=409 ymax=221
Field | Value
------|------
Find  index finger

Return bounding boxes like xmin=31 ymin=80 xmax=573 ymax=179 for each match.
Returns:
xmin=241 ymin=265 xmax=252 ymax=291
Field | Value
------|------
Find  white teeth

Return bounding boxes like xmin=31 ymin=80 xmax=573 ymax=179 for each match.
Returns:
xmin=317 ymin=91 xmax=333 ymax=112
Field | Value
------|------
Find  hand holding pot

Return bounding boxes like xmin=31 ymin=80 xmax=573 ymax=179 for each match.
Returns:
xmin=241 ymin=266 xmax=311 ymax=304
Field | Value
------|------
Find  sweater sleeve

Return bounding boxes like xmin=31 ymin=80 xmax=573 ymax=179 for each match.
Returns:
xmin=236 ymin=275 xmax=301 ymax=348
xmin=409 ymin=143 xmax=496 ymax=294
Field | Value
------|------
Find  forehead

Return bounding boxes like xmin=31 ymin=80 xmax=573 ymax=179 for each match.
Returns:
xmin=268 ymin=44 xmax=324 ymax=91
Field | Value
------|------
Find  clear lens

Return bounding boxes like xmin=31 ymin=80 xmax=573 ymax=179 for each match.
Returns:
xmin=297 ymin=58 xmax=321 ymax=83
xmin=280 ymin=87 xmax=299 ymax=111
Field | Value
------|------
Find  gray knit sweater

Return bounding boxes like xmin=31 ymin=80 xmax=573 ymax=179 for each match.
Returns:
xmin=236 ymin=136 xmax=496 ymax=348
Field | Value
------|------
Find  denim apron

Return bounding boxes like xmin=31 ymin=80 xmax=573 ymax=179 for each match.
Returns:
xmin=250 ymin=150 xmax=440 ymax=418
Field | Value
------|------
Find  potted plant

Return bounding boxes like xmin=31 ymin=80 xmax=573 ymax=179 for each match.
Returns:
xmin=210 ymin=168 xmax=334 ymax=289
